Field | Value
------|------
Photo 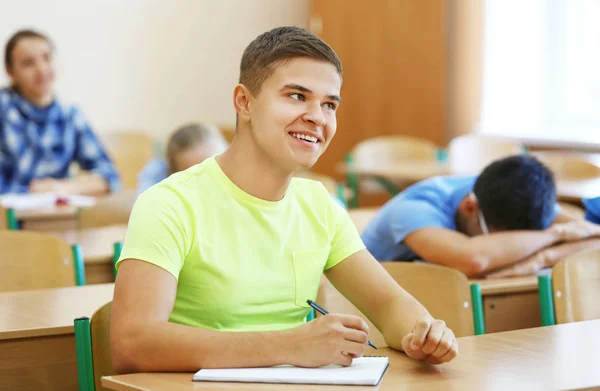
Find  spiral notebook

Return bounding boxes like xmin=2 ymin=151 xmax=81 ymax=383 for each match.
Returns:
xmin=193 ymin=356 xmax=389 ymax=386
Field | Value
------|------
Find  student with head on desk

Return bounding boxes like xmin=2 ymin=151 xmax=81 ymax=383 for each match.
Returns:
xmin=584 ymin=197 xmax=600 ymax=224
xmin=111 ymin=26 xmax=458 ymax=373
xmin=136 ymin=122 xmax=228 ymax=195
xmin=0 ymin=30 xmax=120 ymax=196
xmin=362 ymin=155 xmax=600 ymax=278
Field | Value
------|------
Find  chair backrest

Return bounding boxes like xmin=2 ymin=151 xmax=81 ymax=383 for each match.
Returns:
xmin=79 ymin=190 xmax=137 ymax=229
xmin=535 ymin=154 xmax=600 ymax=181
xmin=448 ymin=134 xmax=523 ymax=174
xmin=294 ymin=170 xmax=339 ymax=194
xmin=92 ymin=302 xmax=114 ymax=391
xmin=0 ymin=231 xmax=80 ymax=291
xmin=352 ymin=136 xmax=438 ymax=169
xmin=552 ymin=248 xmax=600 ymax=324
xmin=348 ymin=208 xmax=379 ymax=234
xmin=217 ymin=124 xmax=236 ymax=144
xmin=102 ymin=132 xmax=154 ymax=190
xmin=317 ymin=262 xmax=475 ymax=347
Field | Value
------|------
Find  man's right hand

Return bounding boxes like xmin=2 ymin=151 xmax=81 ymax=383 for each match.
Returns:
xmin=285 ymin=314 xmax=369 ymax=367
xmin=552 ymin=220 xmax=600 ymax=242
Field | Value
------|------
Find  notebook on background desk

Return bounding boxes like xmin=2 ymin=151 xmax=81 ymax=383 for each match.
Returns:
xmin=193 ymin=356 xmax=389 ymax=386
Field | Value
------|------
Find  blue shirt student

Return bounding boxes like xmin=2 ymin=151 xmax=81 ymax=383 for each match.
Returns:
xmin=362 ymin=175 xmax=560 ymax=261
xmin=583 ymin=197 xmax=600 ymax=224
xmin=0 ymin=88 xmax=120 ymax=194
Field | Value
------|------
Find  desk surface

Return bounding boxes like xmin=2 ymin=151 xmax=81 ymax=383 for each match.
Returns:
xmin=15 ymin=205 xmax=79 ymax=221
xmin=49 ymin=224 xmax=127 ymax=264
xmin=0 ymin=283 xmax=114 ymax=340
xmin=102 ymin=320 xmax=600 ymax=391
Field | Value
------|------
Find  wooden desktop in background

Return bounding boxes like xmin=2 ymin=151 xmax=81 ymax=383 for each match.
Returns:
xmin=48 ymin=224 xmax=127 ymax=284
xmin=0 ymin=284 xmax=114 ymax=391
xmin=102 ymin=320 xmax=600 ymax=391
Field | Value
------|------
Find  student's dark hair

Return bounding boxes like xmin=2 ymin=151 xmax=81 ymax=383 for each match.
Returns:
xmin=166 ymin=122 xmax=226 ymax=174
xmin=239 ymin=26 xmax=342 ymax=95
xmin=4 ymin=29 xmax=53 ymax=70
xmin=473 ymin=155 xmax=556 ymax=231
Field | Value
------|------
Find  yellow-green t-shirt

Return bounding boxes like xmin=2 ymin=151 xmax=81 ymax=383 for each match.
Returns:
xmin=117 ymin=156 xmax=365 ymax=332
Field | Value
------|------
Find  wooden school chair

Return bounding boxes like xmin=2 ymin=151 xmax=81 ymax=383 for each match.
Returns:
xmin=538 ymin=248 xmax=600 ymax=326
xmin=448 ymin=134 xmax=524 ymax=175
xmin=316 ymin=262 xmax=485 ymax=347
xmin=1 ymin=208 xmax=18 ymax=230
xmin=534 ymin=153 xmax=600 ymax=181
xmin=78 ymin=190 xmax=137 ymax=228
xmin=294 ymin=170 xmax=350 ymax=206
xmin=348 ymin=207 xmax=379 ymax=234
xmin=0 ymin=231 xmax=85 ymax=291
xmin=75 ymin=302 xmax=113 ymax=391
xmin=102 ymin=131 xmax=154 ymax=190
xmin=345 ymin=135 xmax=439 ymax=207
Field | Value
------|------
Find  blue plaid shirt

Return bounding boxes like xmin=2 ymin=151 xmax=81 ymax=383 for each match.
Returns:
xmin=0 ymin=88 xmax=120 ymax=194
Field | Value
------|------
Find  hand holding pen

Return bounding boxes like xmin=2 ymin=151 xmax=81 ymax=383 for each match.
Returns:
xmin=307 ymin=300 xmax=377 ymax=349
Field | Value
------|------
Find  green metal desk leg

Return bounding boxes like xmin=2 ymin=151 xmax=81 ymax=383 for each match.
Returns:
xmin=74 ymin=317 xmax=95 ymax=391
xmin=470 ymin=283 xmax=485 ymax=335
xmin=72 ymin=245 xmax=86 ymax=286
xmin=538 ymin=275 xmax=556 ymax=326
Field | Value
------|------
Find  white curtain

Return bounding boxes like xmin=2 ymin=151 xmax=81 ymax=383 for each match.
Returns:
xmin=478 ymin=0 xmax=600 ymax=145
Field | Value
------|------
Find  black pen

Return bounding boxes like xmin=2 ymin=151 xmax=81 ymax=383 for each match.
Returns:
xmin=307 ymin=299 xmax=377 ymax=349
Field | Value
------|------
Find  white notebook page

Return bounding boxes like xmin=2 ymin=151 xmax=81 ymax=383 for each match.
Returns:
xmin=193 ymin=356 xmax=389 ymax=386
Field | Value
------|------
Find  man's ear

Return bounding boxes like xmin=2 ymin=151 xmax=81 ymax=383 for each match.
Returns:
xmin=233 ymin=84 xmax=252 ymax=122
xmin=464 ymin=194 xmax=479 ymax=216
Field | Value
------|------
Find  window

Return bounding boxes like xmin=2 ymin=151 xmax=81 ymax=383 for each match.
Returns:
xmin=478 ymin=0 xmax=600 ymax=146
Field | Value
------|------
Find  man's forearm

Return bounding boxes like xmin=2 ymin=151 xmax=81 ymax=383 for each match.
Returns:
xmin=62 ymin=174 xmax=109 ymax=196
xmin=112 ymin=321 xmax=293 ymax=373
xmin=485 ymin=238 xmax=600 ymax=278
xmin=377 ymin=290 xmax=432 ymax=351
xmin=466 ymin=228 xmax=562 ymax=274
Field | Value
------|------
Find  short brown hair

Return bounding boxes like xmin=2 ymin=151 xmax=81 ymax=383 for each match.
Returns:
xmin=166 ymin=123 xmax=227 ymax=174
xmin=239 ymin=26 xmax=342 ymax=95
xmin=4 ymin=29 xmax=53 ymax=70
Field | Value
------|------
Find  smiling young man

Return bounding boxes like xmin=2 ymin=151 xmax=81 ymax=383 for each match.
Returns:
xmin=111 ymin=26 xmax=458 ymax=373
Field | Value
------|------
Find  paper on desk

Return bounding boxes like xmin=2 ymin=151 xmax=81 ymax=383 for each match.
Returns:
xmin=0 ymin=193 xmax=96 ymax=210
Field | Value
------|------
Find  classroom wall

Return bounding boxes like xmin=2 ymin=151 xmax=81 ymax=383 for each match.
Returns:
xmin=0 ymin=0 xmax=309 ymax=140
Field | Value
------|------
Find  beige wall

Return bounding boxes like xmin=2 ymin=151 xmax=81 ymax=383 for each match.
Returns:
xmin=0 ymin=0 xmax=309 ymax=140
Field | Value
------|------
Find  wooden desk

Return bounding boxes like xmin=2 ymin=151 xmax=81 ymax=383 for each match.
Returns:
xmin=49 ymin=224 xmax=128 ymax=284
xmin=0 ymin=284 xmax=114 ymax=391
xmin=340 ymin=159 xmax=599 ymax=202
xmin=102 ymin=320 xmax=600 ymax=391
xmin=16 ymin=205 xmax=80 ymax=231
xmin=348 ymin=208 xmax=379 ymax=234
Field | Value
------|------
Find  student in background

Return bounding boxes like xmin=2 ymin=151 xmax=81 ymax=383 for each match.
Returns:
xmin=137 ymin=122 xmax=228 ymax=195
xmin=111 ymin=26 xmax=458 ymax=373
xmin=0 ymin=30 xmax=119 ymax=195
xmin=583 ymin=197 xmax=600 ymax=224
xmin=362 ymin=155 xmax=600 ymax=278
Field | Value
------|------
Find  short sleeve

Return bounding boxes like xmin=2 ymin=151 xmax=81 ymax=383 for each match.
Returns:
xmin=388 ymin=199 xmax=450 ymax=245
xmin=325 ymin=198 xmax=366 ymax=270
xmin=117 ymin=184 xmax=193 ymax=280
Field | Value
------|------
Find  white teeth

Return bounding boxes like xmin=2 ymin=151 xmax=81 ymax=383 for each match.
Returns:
xmin=291 ymin=133 xmax=318 ymax=143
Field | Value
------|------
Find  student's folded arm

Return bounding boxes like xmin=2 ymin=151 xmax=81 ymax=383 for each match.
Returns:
xmin=486 ymin=238 xmax=600 ymax=278
xmin=404 ymin=228 xmax=564 ymax=278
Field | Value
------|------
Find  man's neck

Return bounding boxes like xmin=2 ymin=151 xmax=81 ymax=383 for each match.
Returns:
xmin=216 ymin=136 xmax=292 ymax=202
